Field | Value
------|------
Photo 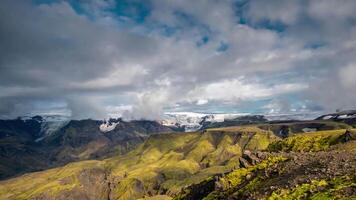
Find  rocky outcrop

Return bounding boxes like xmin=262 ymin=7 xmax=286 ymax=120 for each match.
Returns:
xmin=242 ymin=150 xmax=261 ymax=165
xmin=173 ymin=130 xmax=356 ymax=200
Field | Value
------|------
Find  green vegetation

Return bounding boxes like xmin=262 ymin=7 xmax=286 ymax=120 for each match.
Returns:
xmin=173 ymin=128 xmax=356 ymax=200
xmin=173 ymin=156 xmax=288 ymax=200
xmin=269 ymin=176 xmax=356 ymax=200
xmin=107 ymin=128 xmax=278 ymax=197
xmin=0 ymin=160 xmax=104 ymax=200
xmin=0 ymin=126 xmax=278 ymax=200
xmin=202 ymin=156 xmax=288 ymax=200
xmin=1 ymin=125 xmax=355 ymax=200
xmin=220 ymin=156 xmax=287 ymax=189
xmin=258 ymin=121 xmax=351 ymax=136
xmin=267 ymin=129 xmax=352 ymax=152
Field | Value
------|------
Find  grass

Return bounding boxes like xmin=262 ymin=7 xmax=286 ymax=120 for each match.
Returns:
xmin=1 ymin=125 xmax=354 ymax=200
xmin=258 ymin=120 xmax=351 ymax=136
xmin=200 ymin=156 xmax=288 ymax=200
xmin=0 ymin=126 xmax=278 ymax=200
xmin=267 ymin=129 xmax=352 ymax=152
xmin=0 ymin=160 xmax=103 ymax=200
xmin=9 ymin=125 xmax=353 ymax=199
xmin=269 ymin=176 xmax=356 ymax=200
xmin=218 ymin=156 xmax=288 ymax=190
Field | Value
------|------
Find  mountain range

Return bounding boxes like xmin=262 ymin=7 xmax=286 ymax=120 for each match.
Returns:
xmin=0 ymin=111 xmax=355 ymax=199
xmin=0 ymin=116 xmax=175 ymax=180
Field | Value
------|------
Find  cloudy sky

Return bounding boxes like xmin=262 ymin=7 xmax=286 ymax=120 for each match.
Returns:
xmin=1 ymin=0 xmax=356 ymax=119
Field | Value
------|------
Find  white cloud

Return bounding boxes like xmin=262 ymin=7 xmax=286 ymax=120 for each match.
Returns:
xmin=339 ymin=64 xmax=356 ymax=89
xmin=0 ymin=0 xmax=356 ymax=119
xmin=196 ymin=99 xmax=208 ymax=105
xmin=247 ymin=0 xmax=302 ymax=24
xmin=187 ymin=78 xmax=308 ymax=102
xmin=308 ymin=0 xmax=356 ymax=22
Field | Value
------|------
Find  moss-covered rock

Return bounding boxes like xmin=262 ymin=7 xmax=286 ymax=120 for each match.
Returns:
xmin=267 ymin=129 xmax=354 ymax=152
xmin=173 ymin=128 xmax=356 ymax=200
xmin=269 ymin=176 xmax=356 ymax=200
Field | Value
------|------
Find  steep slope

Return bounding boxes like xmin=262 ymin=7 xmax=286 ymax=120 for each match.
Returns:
xmin=5 ymin=115 xmax=344 ymax=180
xmin=44 ymin=119 xmax=174 ymax=165
xmin=0 ymin=118 xmax=49 ymax=179
xmin=0 ymin=117 xmax=174 ymax=180
xmin=174 ymin=129 xmax=356 ymax=200
xmin=0 ymin=126 xmax=278 ymax=200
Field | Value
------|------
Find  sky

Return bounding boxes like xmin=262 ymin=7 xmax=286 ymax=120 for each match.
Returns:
xmin=0 ymin=0 xmax=356 ymax=119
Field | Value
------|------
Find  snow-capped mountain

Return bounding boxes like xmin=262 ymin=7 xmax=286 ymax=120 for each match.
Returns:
xmin=21 ymin=115 xmax=70 ymax=142
xmin=161 ymin=112 xmax=248 ymax=132
xmin=160 ymin=112 xmax=325 ymax=132
xmin=0 ymin=115 xmax=175 ymax=179
xmin=264 ymin=112 xmax=322 ymax=121
xmin=316 ymin=110 xmax=356 ymax=120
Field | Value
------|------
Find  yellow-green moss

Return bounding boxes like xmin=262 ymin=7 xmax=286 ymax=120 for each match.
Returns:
xmin=268 ymin=129 xmax=351 ymax=152
xmin=269 ymin=176 xmax=356 ymax=200
xmin=0 ymin=160 xmax=103 ymax=200
xmin=219 ymin=156 xmax=287 ymax=190
xmin=0 ymin=127 xmax=280 ymax=200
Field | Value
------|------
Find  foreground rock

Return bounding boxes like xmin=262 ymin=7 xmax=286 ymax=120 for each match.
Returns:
xmin=173 ymin=129 xmax=356 ymax=200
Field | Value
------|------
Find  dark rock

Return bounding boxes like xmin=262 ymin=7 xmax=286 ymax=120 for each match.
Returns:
xmin=242 ymin=150 xmax=260 ymax=165
xmin=239 ymin=157 xmax=251 ymax=168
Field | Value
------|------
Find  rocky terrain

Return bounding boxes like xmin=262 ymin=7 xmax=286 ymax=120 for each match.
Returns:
xmin=0 ymin=126 xmax=278 ymax=200
xmin=0 ymin=117 xmax=174 ymax=179
xmin=1 ymin=112 xmax=348 ymax=180
xmin=174 ymin=130 xmax=356 ymax=200
xmin=0 ymin=112 xmax=355 ymax=200
xmin=0 ymin=122 xmax=355 ymax=200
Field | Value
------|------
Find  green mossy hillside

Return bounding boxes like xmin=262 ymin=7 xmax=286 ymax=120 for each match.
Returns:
xmin=173 ymin=129 xmax=356 ymax=200
xmin=2 ymin=127 xmax=354 ymax=200
xmin=269 ymin=176 xmax=356 ymax=200
xmin=267 ymin=129 xmax=355 ymax=152
xmin=0 ymin=160 xmax=106 ymax=200
xmin=0 ymin=126 xmax=277 ymax=200
xmin=174 ymin=156 xmax=288 ymax=200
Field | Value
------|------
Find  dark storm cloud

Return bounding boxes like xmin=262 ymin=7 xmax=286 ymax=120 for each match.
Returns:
xmin=0 ymin=0 xmax=159 ymax=118
xmin=0 ymin=0 xmax=355 ymax=119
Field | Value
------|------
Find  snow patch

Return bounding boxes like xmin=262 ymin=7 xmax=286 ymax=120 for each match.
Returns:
xmin=337 ymin=114 xmax=356 ymax=119
xmin=302 ymin=128 xmax=317 ymax=133
xmin=99 ymin=121 xmax=119 ymax=132
xmin=323 ymin=115 xmax=333 ymax=120
xmin=161 ymin=112 xmax=247 ymax=132
xmin=23 ymin=115 xmax=71 ymax=142
xmin=37 ymin=116 xmax=69 ymax=142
